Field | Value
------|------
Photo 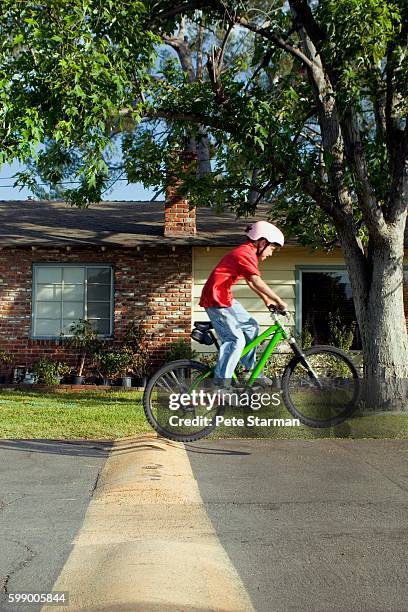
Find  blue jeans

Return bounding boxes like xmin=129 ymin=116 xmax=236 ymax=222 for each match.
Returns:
xmin=205 ymin=300 xmax=259 ymax=382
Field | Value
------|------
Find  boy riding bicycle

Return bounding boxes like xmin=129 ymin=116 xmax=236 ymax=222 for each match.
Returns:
xmin=199 ymin=221 xmax=288 ymax=387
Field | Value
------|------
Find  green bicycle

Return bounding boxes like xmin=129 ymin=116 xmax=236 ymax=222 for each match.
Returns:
xmin=143 ymin=307 xmax=361 ymax=442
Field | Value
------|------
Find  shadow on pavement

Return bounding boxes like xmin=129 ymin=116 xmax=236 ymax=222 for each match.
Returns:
xmin=184 ymin=442 xmax=251 ymax=456
xmin=0 ymin=436 xmax=181 ymax=458
xmin=0 ymin=439 xmax=114 ymax=457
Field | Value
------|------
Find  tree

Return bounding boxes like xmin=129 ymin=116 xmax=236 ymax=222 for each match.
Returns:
xmin=0 ymin=1 xmax=407 ymax=406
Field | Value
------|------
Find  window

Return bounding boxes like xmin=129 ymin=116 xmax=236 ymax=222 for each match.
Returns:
xmin=33 ymin=264 xmax=113 ymax=338
xmin=298 ymin=267 xmax=408 ymax=350
xmin=297 ymin=268 xmax=361 ymax=350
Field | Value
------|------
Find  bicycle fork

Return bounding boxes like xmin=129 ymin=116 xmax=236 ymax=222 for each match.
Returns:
xmin=288 ymin=338 xmax=323 ymax=389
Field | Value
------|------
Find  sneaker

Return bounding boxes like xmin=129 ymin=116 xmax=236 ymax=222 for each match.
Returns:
xmin=204 ymin=380 xmax=245 ymax=407
xmin=244 ymin=373 xmax=275 ymax=388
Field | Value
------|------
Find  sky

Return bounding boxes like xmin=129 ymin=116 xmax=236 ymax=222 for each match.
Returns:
xmin=0 ymin=160 xmax=160 ymax=202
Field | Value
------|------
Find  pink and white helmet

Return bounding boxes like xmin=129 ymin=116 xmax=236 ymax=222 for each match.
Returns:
xmin=245 ymin=221 xmax=284 ymax=247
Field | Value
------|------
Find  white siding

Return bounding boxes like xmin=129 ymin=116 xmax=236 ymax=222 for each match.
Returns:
xmin=192 ymin=245 xmax=346 ymax=353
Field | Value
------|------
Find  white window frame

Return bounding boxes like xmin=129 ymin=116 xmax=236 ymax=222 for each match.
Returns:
xmin=32 ymin=263 xmax=114 ymax=339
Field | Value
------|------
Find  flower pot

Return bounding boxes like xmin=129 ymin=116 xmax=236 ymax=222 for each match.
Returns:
xmin=121 ymin=376 xmax=132 ymax=388
xmin=100 ymin=377 xmax=112 ymax=386
xmin=23 ymin=372 xmax=38 ymax=384
xmin=72 ymin=375 xmax=85 ymax=385
xmin=133 ymin=376 xmax=147 ymax=388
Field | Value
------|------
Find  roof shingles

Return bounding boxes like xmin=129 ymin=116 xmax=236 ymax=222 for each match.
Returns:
xmin=0 ymin=200 xmax=288 ymax=247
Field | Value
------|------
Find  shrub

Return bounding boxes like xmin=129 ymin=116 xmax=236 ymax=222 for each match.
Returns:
xmin=199 ymin=353 xmax=217 ymax=370
xmin=301 ymin=325 xmax=314 ymax=349
xmin=328 ymin=312 xmax=356 ymax=351
xmin=94 ymin=348 xmax=135 ymax=380
xmin=64 ymin=319 xmax=102 ymax=376
xmin=167 ymin=338 xmax=197 ymax=360
xmin=0 ymin=350 xmax=13 ymax=366
xmin=263 ymin=353 xmax=292 ymax=379
xmin=123 ymin=322 xmax=150 ymax=377
xmin=32 ymin=359 xmax=71 ymax=385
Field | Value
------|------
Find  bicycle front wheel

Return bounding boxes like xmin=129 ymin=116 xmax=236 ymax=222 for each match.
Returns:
xmin=281 ymin=345 xmax=360 ymax=427
xmin=143 ymin=359 xmax=223 ymax=442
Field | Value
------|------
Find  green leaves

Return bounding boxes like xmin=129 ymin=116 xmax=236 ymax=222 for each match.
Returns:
xmin=316 ymin=0 xmax=401 ymax=104
xmin=0 ymin=0 xmax=405 ymax=241
xmin=0 ymin=0 xmax=157 ymax=204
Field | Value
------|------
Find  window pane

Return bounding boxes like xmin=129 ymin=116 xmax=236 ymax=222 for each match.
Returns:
xmin=63 ymin=302 xmax=84 ymax=319
xmin=87 ymin=302 xmax=110 ymax=318
xmin=36 ymin=285 xmax=61 ymax=300
xmin=33 ymin=265 xmax=112 ymax=338
xmin=87 ymin=284 xmax=111 ymax=301
xmin=63 ymin=284 xmax=84 ymax=300
xmin=63 ymin=267 xmax=85 ymax=283
xmin=36 ymin=302 xmax=61 ymax=318
xmin=302 ymin=271 xmax=361 ymax=349
xmin=35 ymin=319 xmax=61 ymax=336
xmin=36 ymin=267 xmax=62 ymax=284
xmin=87 ymin=267 xmax=111 ymax=284
xmin=88 ymin=319 xmax=110 ymax=335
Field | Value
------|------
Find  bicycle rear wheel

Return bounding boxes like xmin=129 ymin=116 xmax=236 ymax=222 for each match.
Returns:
xmin=281 ymin=345 xmax=360 ymax=427
xmin=143 ymin=359 xmax=223 ymax=442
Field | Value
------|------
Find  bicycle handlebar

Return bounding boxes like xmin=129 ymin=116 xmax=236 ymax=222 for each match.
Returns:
xmin=268 ymin=305 xmax=288 ymax=316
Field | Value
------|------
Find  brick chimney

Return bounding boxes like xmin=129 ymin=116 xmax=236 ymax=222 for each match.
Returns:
xmin=164 ymin=151 xmax=196 ymax=237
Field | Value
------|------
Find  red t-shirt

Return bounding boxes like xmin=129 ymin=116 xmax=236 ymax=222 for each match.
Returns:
xmin=199 ymin=241 xmax=260 ymax=308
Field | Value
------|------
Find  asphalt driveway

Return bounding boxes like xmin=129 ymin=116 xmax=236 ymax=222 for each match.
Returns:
xmin=186 ymin=439 xmax=408 ymax=612
xmin=0 ymin=439 xmax=112 ymax=612
xmin=0 ymin=437 xmax=407 ymax=611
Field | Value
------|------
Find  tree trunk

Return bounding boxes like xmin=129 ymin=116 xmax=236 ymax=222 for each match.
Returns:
xmin=342 ymin=219 xmax=408 ymax=410
xmin=196 ymin=127 xmax=212 ymax=179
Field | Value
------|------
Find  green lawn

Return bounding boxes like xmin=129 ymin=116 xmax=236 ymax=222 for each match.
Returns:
xmin=0 ymin=389 xmax=150 ymax=439
xmin=0 ymin=389 xmax=407 ymax=440
xmin=213 ymin=404 xmax=408 ymax=439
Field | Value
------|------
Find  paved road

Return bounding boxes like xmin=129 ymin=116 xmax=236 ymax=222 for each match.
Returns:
xmin=1 ymin=437 xmax=408 ymax=611
xmin=0 ymin=439 xmax=112 ymax=612
xmin=186 ymin=439 xmax=408 ymax=612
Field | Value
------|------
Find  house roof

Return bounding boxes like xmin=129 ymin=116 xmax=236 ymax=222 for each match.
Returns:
xmin=0 ymin=200 xmax=297 ymax=247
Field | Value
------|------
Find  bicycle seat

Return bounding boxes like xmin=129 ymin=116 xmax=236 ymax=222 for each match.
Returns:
xmin=194 ymin=321 xmax=213 ymax=331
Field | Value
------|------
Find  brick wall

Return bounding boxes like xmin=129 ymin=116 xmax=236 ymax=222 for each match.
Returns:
xmin=164 ymin=193 xmax=196 ymax=237
xmin=0 ymin=245 xmax=192 ymax=375
xmin=164 ymin=151 xmax=196 ymax=237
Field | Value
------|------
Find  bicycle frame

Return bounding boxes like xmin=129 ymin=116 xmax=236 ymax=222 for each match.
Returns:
xmin=191 ymin=314 xmax=293 ymax=389
xmin=241 ymin=320 xmax=288 ymax=386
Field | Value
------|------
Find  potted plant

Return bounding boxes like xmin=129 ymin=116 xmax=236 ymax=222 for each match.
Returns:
xmin=94 ymin=348 xmax=135 ymax=387
xmin=94 ymin=350 xmax=119 ymax=386
xmin=32 ymin=359 xmax=71 ymax=386
xmin=117 ymin=348 xmax=136 ymax=387
xmin=123 ymin=323 xmax=150 ymax=388
xmin=64 ymin=319 xmax=101 ymax=384
xmin=0 ymin=350 xmax=13 ymax=384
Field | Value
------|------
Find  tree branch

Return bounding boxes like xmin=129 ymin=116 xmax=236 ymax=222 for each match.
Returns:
xmin=144 ymin=108 xmax=236 ymax=134
xmin=288 ymin=0 xmax=326 ymax=49
xmin=342 ymin=109 xmax=388 ymax=241
xmin=387 ymin=126 xmax=408 ymax=224
xmin=206 ymin=48 xmax=227 ymax=104
xmin=196 ymin=17 xmax=204 ymax=80
xmin=236 ymin=18 xmax=314 ymax=68
xmin=217 ymin=21 xmax=234 ymax=73
xmin=162 ymin=34 xmax=196 ymax=82
xmin=150 ymin=0 xmax=223 ymax=26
